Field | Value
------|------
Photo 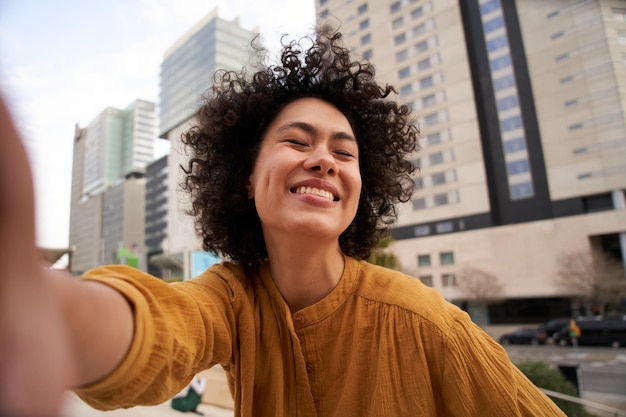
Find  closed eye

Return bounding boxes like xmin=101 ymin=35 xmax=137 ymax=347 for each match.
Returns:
xmin=283 ymin=139 xmax=308 ymax=147
xmin=334 ymin=150 xmax=356 ymax=158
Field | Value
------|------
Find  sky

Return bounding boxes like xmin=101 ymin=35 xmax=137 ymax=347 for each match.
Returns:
xmin=0 ymin=0 xmax=316 ymax=249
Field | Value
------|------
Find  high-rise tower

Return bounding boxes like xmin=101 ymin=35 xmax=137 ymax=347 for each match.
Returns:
xmin=316 ymin=0 xmax=626 ymax=322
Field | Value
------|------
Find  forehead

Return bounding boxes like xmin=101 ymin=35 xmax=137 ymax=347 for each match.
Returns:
xmin=268 ymin=97 xmax=354 ymax=133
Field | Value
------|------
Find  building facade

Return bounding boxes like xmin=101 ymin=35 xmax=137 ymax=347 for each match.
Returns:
xmin=157 ymin=8 xmax=259 ymax=280
xmin=316 ymin=0 xmax=626 ymax=322
xmin=144 ymin=155 xmax=170 ymax=278
xmin=69 ymin=100 xmax=157 ymax=275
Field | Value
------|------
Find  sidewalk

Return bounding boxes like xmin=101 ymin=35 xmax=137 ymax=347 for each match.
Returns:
xmin=62 ymin=393 xmax=234 ymax=417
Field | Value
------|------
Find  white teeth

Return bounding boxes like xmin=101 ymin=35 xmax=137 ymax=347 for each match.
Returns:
xmin=294 ymin=186 xmax=334 ymax=201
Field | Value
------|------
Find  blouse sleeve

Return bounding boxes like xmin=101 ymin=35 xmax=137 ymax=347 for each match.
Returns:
xmin=440 ymin=311 xmax=567 ymax=417
xmin=73 ymin=264 xmax=239 ymax=410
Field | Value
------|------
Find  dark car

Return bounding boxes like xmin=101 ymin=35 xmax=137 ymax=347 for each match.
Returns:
xmin=539 ymin=317 xmax=571 ymax=343
xmin=499 ymin=327 xmax=546 ymax=345
xmin=554 ymin=317 xmax=626 ymax=348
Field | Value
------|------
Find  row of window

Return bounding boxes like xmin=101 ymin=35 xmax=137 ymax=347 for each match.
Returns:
xmin=418 ymin=273 xmax=456 ymax=288
xmin=412 ymin=190 xmax=459 ymax=211
xmin=418 ymin=251 xmax=454 ymax=266
xmin=413 ymin=168 xmax=456 ymax=189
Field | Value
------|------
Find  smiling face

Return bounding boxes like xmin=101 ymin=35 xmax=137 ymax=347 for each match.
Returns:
xmin=248 ymin=97 xmax=362 ymax=246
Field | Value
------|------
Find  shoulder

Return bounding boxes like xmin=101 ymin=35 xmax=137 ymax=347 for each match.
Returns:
xmin=348 ymin=257 xmax=464 ymax=330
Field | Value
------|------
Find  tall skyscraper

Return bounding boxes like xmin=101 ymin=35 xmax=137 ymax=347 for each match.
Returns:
xmin=316 ymin=0 xmax=626 ymax=322
xmin=156 ymin=8 xmax=260 ymax=280
xmin=69 ymin=99 xmax=157 ymax=274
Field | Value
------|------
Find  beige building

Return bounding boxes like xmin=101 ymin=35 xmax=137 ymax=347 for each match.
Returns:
xmin=316 ymin=0 xmax=626 ymax=322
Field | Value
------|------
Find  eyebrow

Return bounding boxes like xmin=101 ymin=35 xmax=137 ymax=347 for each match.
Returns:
xmin=277 ymin=121 xmax=357 ymax=142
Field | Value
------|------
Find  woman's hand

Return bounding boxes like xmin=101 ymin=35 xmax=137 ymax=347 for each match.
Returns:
xmin=0 ymin=94 xmax=77 ymax=417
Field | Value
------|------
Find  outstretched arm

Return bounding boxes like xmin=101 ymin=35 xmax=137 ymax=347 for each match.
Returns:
xmin=0 ymin=94 xmax=134 ymax=416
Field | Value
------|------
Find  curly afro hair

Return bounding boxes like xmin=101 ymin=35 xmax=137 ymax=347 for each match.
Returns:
xmin=181 ymin=26 xmax=419 ymax=273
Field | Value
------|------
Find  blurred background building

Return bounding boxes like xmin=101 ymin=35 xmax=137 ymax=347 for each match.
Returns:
xmin=69 ymin=99 xmax=156 ymax=275
xmin=148 ymin=8 xmax=258 ymax=280
xmin=66 ymin=1 xmax=626 ymax=323
xmin=315 ymin=0 xmax=626 ymax=323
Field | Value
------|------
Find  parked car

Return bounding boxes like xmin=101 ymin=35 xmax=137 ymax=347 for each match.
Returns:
xmin=539 ymin=317 xmax=571 ymax=344
xmin=499 ymin=327 xmax=546 ymax=345
xmin=554 ymin=317 xmax=626 ymax=348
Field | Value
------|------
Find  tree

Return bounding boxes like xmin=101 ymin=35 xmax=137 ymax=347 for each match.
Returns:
xmin=554 ymin=250 xmax=626 ymax=315
xmin=456 ymin=267 xmax=504 ymax=325
xmin=368 ymin=235 xmax=401 ymax=270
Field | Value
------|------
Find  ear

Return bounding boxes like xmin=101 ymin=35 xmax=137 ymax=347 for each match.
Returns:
xmin=246 ymin=181 xmax=254 ymax=199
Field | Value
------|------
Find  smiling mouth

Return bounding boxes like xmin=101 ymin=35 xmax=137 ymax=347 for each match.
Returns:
xmin=292 ymin=186 xmax=338 ymax=201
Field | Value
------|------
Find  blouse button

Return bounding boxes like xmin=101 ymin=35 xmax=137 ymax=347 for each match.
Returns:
xmin=295 ymin=315 xmax=305 ymax=323
xmin=306 ymin=363 xmax=313 ymax=373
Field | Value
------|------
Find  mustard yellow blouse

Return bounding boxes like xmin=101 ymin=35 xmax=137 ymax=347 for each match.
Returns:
xmin=75 ymin=256 xmax=565 ymax=416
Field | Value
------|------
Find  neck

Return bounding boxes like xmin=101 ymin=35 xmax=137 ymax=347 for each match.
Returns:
xmin=264 ymin=232 xmax=345 ymax=312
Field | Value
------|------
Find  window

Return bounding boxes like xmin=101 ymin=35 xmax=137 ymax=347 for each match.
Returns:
xmin=419 ymin=275 xmax=433 ymax=287
xmin=510 ymin=181 xmax=534 ymax=199
xmin=427 ymin=132 xmax=441 ymax=145
xmin=503 ymin=137 xmax=526 ymax=153
xmin=417 ymin=57 xmax=431 ymax=71
xmin=480 ymin=0 xmax=499 ymax=15
xmin=422 ymin=94 xmax=436 ymax=107
xmin=414 ymin=224 xmax=430 ymax=236
xmin=320 ymin=9 xmax=330 ymax=18
xmin=555 ymin=53 xmax=569 ymax=62
xmin=392 ymin=17 xmax=404 ymax=29
xmin=358 ymin=3 xmax=368 ymax=14
xmin=436 ymin=221 xmax=453 ymax=233
xmin=396 ymin=49 xmax=409 ymax=61
xmin=484 ymin=16 xmax=504 ymax=33
xmin=413 ymin=177 xmax=423 ymax=189
xmin=500 ymin=115 xmax=522 ymax=132
xmin=411 ymin=6 xmax=424 ymax=19
xmin=490 ymin=54 xmax=511 ymax=71
xmin=319 ymin=0 xmax=327 ymax=5
xmin=360 ymin=19 xmax=370 ymax=30
xmin=415 ymin=40 xmax=428 ymax=53
xmin=494 ymin=74 xmax=515 ymax=90
xmin=394 ymin=33 xmax=407 ymax=45
xmin=400 ymin=84 xmax=413 ymax=96
xmin=486 ymin=35 xmax=507 ymax=52
xmin=424 ymin=113 xmax=438 ymax=126
xmin=431 ymin=172 xmax=445 ymax=185
xmin=390 ymin=1 xmax=401 ymax=13
xmin=560 ymin=75 xmax=573 ymax=84
xmin=442 ymin=273 xmax=457 ymax=287
xmin=361 ymin=34 xmax=372 ymax=45
xmin=418 ymin=254 xmax=431 ymax=267
xmin=564 ymin=98 xmax=578 ymax=107
xmin=412 ymin=198 xmax=426 ymax=210
xmin=507 ymin=159 xmax=530 ymax=175
xmin=497 ymin=95 xmax=518 ymax=111
xmin=440 ymin=251 xmax=454 ymax=265
xmin=413 ymin=23 xmax=426 ymax=36
xmin=363 ymin=49 xmax=373 ymax=59
xmin=429 ymin=152 xmax=443 ymax=165
xmin=433 ymin=193 xmax=448 ymax=206
xmin=551 ymin=31 xmax=564 ymax=40
xmin=420 ymin=75 xmax=434 ymax=89
xmin=399 ymin=66 xmax=411 ymax=79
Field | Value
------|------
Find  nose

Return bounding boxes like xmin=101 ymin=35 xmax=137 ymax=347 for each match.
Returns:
xmin=303 ymin=148 xmax=337 ymax=175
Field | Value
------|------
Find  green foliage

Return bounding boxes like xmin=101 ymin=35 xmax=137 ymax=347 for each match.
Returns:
xmin=368 ymin=236 xmax=401 ymax=270
xmin=515 ymin=361 xmax=597 ymax=417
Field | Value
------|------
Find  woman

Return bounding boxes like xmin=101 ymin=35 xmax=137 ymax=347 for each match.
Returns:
xmin=0 ymin=28 xmax=565 ymax=416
